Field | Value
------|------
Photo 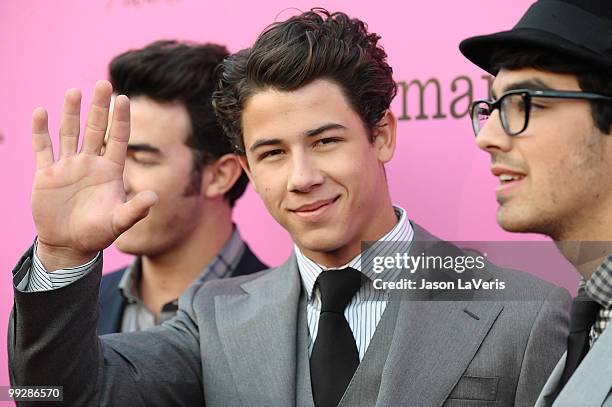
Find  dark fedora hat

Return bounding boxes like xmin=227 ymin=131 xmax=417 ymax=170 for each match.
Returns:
xmin=459 ymin=0 xmax=612 ymax=74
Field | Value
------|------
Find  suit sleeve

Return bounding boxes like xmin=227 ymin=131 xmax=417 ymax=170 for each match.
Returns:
xmin=8 ymin=246 xmax=204 ymax=407
xmin=513 ymin=286 xmax=571 ymax=407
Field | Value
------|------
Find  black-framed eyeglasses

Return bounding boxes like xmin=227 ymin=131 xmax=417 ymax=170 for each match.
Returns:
xmin=469 ymin=89 xmax=612 ymax=137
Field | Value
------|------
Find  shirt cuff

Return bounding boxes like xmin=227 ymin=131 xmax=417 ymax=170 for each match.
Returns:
xmin=23 ymin=239 xmax=100 ymax=292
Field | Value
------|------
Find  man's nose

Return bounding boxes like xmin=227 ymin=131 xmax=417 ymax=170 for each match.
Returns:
xmin=287 ymin=153 xmax=324 ymax=193
xmin=476 ymin=110 xmax=513 ymax=154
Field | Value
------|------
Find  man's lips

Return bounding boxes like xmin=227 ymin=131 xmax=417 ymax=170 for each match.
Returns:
xmin=491 ymin=166 xmax=526 ymax=177
xmin=289 ymin=196 xmax=340 ymax=220
xmin=291 ymin=197 xmax=339 ymax=212
xmin=491 ymin=166 xmax=527 ymax=193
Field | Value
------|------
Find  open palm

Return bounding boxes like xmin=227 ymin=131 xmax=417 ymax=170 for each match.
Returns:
xmin=32 ymin=81 xmax=158 ymax=268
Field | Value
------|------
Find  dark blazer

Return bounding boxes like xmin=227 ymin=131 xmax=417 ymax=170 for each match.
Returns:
xmin=9 ymin=223 xmax=571 ymax=406
xmin=98 ymin=244 xmax=267 ymax=334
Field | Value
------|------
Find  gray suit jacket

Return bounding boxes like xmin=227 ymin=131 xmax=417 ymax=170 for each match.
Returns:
xmin=535 ymin=323 xmax=612 ymax=407
xmin=9 ymin=223 xmax=570 ymax=406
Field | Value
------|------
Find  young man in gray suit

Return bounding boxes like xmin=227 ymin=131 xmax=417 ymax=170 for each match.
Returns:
xmin=460 ymin=0 xmax=612 ymax=405
xmin=10 ymin=9 xmax=569 ymax=407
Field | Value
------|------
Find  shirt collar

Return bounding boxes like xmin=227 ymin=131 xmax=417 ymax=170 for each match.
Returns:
xmin=294 ymin=206 xmax=414 ymax=300
xmin=580 ymin=254 xmax=612 ymax=309
xmin=118 ymin=226 xmax=246 ymax=303
xmin=118 ymin=256 xmax=143 ymax=304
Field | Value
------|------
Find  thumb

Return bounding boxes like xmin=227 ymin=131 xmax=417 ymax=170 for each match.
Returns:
xmin=111 ymin=191 xmax=158 ymax=237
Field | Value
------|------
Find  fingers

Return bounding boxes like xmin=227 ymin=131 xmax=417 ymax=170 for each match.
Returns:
xmin=81 ymin=80 xmax=112 ymax=155
xmin=103 ymin=94 xmax=130 ymax=165
xmin=111 ymin=191 xmax=158 ymax=237
xmin=59 ymin=89 xmax=82 ymax=158
xmin=32 ymin=81 xmax=116 ymax=169
xmin=32 ymin=107 xmax=54 ymax=169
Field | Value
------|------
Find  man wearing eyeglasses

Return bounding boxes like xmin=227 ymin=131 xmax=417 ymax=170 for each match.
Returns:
xmin=460 ymin=0 xmax=612 ymax=405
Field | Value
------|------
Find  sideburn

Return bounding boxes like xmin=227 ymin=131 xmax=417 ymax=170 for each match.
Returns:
xmin=182 ymin=169 xmax=203 ymax=197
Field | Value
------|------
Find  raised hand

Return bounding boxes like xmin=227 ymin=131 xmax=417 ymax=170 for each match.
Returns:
xmin=31 ymin=81 xmax=158 ymax=271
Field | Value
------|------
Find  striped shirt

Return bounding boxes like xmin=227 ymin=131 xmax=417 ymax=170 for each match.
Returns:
xmin=580 ymin=254 xmax=612 ymax=346
xmin=25 ymin=241 xmax=99 ymax=292
xmin=295 ymin=206 xmax=414 ymax=361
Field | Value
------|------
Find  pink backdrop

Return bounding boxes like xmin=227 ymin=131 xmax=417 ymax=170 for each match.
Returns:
xmin=0 ymin=0 xmax=577 ymax=402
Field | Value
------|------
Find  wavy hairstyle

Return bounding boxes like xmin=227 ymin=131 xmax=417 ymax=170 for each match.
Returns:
xmin=213 ymin=9 xmax=397 ymax=154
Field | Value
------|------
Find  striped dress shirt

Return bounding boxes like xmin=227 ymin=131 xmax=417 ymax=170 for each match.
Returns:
xmin=295 ymin=206 xmax=414 ymax=361
xmin=26 ymin=241 xmax=99 ymax=292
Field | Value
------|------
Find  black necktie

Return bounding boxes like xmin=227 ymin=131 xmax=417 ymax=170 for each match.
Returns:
xmin=557 ymin=293 xmax=601 ymax=390
xmin=310 ymin=268 xmax=362 ymax=407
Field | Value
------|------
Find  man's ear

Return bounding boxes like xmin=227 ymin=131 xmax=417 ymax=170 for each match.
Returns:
xmin=201 ymin=153 xmax=244 ymax=199
xmin=372 ymin=109 xmax=397 ymax=163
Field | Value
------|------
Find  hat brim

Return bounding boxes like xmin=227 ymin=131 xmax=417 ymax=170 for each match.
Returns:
xmin=459 ymin=28 xmax=606 ymax=75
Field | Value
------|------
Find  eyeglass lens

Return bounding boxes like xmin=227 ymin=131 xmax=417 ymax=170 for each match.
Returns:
xmin=471 ymin=94 xmax=527 ymax=136
xmin=472 ymin=101 xmax=491 ymax=135
xmin=501 ymin=93 xmax=527 ymax=135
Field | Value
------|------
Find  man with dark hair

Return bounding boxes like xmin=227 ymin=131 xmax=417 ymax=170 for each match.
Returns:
xmin=10 ymin=10 xmax=568 ymax=406
xmin=94 ymin=41 xmax=267 ymax=334
xmin=460 ymin=1 xmax=612 ymax=405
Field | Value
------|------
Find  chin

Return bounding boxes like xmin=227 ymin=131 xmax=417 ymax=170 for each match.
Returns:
xmin=294 ymin=229 xmax=347 ymax=254
xmin=114 ymin=231 xmax=146 ymax=255
xmin=496 ymin=205 xmax=531 ymax=233
xmin=498 ymin=221 xmax=530 ymax=234
xmin=497 ymin=206 xmax=555 ymax=236
xmin=114 ymin=240 xmax=142 ymax=256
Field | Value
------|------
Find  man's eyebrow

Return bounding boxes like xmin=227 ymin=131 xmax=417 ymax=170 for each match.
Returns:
xmin=492 ymin=78 xmax=555 ymax=99
xmin=303 ymin=123 xmax=347 ymax=138
xmin=248 ymin=123 xmax=347 ymax=153
xmin=126 ymin=143 xmax=162 ymax=154
xmin=249 ymin=138 xmax=282 ymax=153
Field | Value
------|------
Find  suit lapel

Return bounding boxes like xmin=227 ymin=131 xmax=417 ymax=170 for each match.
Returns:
xmin=295 ymin=289 xmax=316 ymax=407
xmin=535 ymin=353 xmax=566 ymax=407
xmin=215 ymin=256 xmax=303 ymax=407
xmin=555 ymin=325 xmax=612 ymax=406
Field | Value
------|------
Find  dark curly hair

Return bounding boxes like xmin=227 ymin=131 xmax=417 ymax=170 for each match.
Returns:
xmin=212 ymin=8 xmax=397 ymax=154
xmin=109 ymin=40 xmax=248 ymax=206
